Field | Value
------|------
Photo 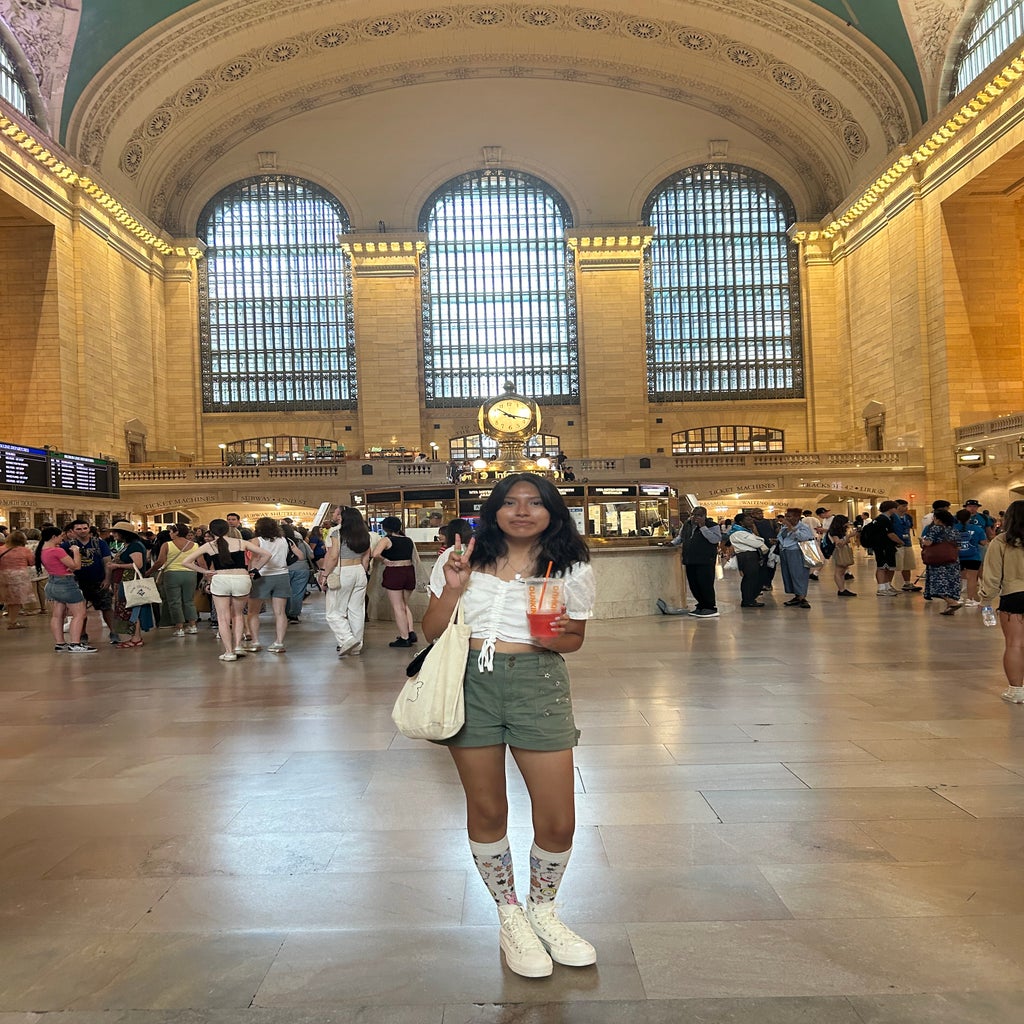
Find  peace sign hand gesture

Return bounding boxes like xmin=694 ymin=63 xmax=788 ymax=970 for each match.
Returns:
xmin=442 ymin=536 xmax=475 ymax=593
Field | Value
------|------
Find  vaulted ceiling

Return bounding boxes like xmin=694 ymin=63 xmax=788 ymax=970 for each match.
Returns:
xmin=2 ymin=1 xmax=979 ymax=232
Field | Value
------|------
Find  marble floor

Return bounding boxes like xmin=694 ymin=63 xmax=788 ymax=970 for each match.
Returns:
xmin=2 ymin=554 xmax=1024 ymax=1023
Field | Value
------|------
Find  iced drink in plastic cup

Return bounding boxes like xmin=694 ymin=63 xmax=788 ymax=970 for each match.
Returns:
xmin=525 ymin=578 xmax=565 ymax=638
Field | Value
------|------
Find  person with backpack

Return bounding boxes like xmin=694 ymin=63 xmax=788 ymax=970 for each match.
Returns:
xmin=861 ymin=501 xmax=905 ymax=597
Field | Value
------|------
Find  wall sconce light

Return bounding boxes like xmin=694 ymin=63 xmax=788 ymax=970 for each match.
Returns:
xmin=958 ymin=451 xmax=983 ymax=463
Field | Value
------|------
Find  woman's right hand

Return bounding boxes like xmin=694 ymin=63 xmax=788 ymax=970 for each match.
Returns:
xmin=442 ymin=537 xmax=475 ymax=593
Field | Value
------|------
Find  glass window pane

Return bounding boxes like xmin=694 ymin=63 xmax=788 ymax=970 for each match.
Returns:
xmin=197 ymin=176 xmax=355 ymax=413
xmin=953 ymin=1 xmax=1023 ymax=97
xmin=643 ymin=164 xmax=803 ymax=402
xmin=419 ymin=169 xmax=577 ymax=408
xmin=0 ymin=34 xmax=35 ymax=122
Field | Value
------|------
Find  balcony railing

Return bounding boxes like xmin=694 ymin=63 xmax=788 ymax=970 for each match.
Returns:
xmin=118 ymin=449 xmax=924 ymax=491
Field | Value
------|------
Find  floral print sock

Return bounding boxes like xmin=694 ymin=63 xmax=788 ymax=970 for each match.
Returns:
xmin=469 ymin=835 xmax=518 ymax=906
xmin=528 ymin=842 xmax=571 ymax=905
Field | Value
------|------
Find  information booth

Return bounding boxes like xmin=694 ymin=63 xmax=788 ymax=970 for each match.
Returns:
xmin=352 ymin=482 xmax=681 ymax=543
xmin=351 ymin=481 xmax=684 ymax=619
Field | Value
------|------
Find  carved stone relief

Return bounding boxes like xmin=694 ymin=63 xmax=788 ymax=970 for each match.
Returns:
xmin=0 ymin=0 xmax=80 ymax=128
xmin=67 ymin=1 xmax=909 ymax=178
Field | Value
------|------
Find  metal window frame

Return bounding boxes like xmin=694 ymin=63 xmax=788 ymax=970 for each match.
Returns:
xmin=643 ymin=163 xmax=803 ymax=403
xmin=197 ymin=175 xmax=356 ymax=413
xmin=0 ymin=34 xmax=34 ymax=122
xmin=953 ymin=0 xmax=1024 ymax=97
xmin=671 ymin=424 xmax=785 ymax=454
xmin=418 ymin=168 xmax=578 ymax=409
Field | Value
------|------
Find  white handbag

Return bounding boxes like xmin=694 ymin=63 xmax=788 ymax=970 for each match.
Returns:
xmin=391 ymin=599 xmax=470 ymax=740
xmin=122 ymin=569 xmax=162 ymax=607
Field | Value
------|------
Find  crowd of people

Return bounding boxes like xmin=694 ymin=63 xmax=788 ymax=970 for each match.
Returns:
xmin=658 ymin=496 xmax=1024 ymax=704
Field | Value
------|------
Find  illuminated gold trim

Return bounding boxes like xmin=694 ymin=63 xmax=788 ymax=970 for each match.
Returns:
xmin=792 ymin=50 xmax=1024 ymax=244
xmin=340 ymin=239 xmax=427 ymax=255
xmin=0 ymin=114 xmax=196 ymax=259
xmin=566 ymin=232 xmax=653 ymax=251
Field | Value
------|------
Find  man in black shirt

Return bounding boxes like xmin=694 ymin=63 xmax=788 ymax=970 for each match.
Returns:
xmin=670 ymin=506 xmax=723 ymax=618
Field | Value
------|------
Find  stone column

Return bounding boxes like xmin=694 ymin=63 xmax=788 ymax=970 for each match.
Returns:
xmin=566 ymin=228 xmax=654 ymax=456
xmin=342 ymin=233 xmax=427 ymax=456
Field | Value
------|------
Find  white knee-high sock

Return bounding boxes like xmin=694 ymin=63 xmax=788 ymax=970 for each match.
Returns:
xmin=469 ymin=836 xmax=518 ymax=906
xmin=529 ymin=843 xmax=571 ymax=905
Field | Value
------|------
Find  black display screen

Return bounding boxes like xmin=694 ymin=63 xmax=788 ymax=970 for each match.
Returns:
xmin=0 ymin=442 xmax=119 ymax=499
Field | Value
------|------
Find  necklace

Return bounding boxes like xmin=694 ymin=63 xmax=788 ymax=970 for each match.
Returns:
xmin=500 ymin=555 xmax=533 ymax=580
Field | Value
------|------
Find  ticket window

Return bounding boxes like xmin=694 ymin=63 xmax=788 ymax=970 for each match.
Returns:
xmin=638 ymin=498 xmax=672 ymax=536
xmin=587 ymin=500 xmax=639 ymax=537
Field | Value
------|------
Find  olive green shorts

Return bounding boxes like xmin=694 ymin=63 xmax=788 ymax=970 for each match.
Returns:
xmin=436 ymin=650 xmax=580 ymax=751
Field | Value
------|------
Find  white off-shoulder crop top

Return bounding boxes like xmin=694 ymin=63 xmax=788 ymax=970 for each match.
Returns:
xmin=429 ymin=548 xmax=596 ymax=672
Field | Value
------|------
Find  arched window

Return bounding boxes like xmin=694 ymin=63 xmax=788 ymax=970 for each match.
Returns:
xmin=419 ymin=169 xmax=577 ymax=408
xmin=672 ymin=425 xmax=785 ymax=455
xmin=952 ymin=0 xmax=1024 ymax=97
xmin=197 ymin=176 xmax=355 ymax=412
xmin=643 ymin=164 xmax=802 ymax=402
xmin=0 ymin=30 xmax=36 ymax=122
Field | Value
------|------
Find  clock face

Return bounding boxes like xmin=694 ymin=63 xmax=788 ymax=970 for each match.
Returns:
xmin=486 ymin=398 xmax=536 ymax=435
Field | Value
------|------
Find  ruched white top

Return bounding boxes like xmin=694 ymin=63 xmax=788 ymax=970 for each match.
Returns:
xmin=430 ymin=549 xmax=596 ymax=671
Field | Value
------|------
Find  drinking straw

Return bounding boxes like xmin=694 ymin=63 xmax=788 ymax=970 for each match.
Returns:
xmin=538 ymin=560 xmax=554 ymax=610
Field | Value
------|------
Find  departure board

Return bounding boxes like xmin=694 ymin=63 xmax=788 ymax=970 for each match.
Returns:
xmin=0 ymin=442 xmax=119 ymax=499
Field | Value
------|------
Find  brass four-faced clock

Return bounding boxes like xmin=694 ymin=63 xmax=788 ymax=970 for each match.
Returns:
xmin=478 ymin=382 xmax=542 ymax=442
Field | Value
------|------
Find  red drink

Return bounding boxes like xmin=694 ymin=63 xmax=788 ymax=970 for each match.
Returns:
xmin=527 ymin=611 xmax=560 ymax=637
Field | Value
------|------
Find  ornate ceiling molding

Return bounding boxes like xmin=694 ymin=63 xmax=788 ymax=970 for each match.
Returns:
xmin=67 ymin=2 xmax=914 ymax=172
xmin=149 ymin=51 xmax=846 ymax=234
xmin=900 ymin=0 xmax=964 ymax=112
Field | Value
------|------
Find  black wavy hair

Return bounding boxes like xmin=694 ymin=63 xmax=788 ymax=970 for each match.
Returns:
xmin=1002 ymin=500 xmax=1024 ymax=548
xmin=36 ymin=525 xmax=62 ymax=573
xmin=340 ymin=507 xmax=371 ymax=553
xmin=827 ymin=514 xmax=850 ymax=538
xmin=470 ymin=473 xmax=589 ymax=576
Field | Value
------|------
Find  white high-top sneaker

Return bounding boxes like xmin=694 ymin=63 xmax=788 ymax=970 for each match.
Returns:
xmin=525 ymin=901 xmax=597 ymax=967
xmin=1000 ymin=686 xmax=1024 ymax=704
xmin=497 ymin=904 xmax=552 ymax=977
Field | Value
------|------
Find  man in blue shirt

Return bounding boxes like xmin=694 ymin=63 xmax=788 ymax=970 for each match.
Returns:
xmin=61 ymin=519 xmax=117 ymax=643
xmin=892 ymin=499 xmax=921 ymax=593
xmin=963 ymin=500 xmax=995 ymax=541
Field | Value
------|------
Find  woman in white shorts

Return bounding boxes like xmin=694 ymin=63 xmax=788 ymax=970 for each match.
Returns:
xmin=181 ymin=518 xmax=269 ymax=661
xmin=245 ymin=517 xmax=291 ymax=654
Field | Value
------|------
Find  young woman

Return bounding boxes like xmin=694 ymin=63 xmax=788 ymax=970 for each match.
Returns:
xmin=244 ymin=517 xmax=291 ymax=653
xmin=105 ymin=521 xmax=154 ymax=648
xmin=319 ymin=506 xmax=371 ymax=657
xmin=372 ymin=515 xmax=420 ymax=648
xmin=826 ymin=514 xmax=857 ymax=597
xmin=921 ymin=508 xmax=963 ymax=615
xmin=36 ymin=526 xmax=95 ymax=652
xmin=180 ymin=518 xmax=270 ymax=661
xmin=151 ymin=523 xmax=199 ymax=636
xmin=421 ymin=473 xmax=596 ymax=979
xmin=980 ymin=500 xmax=1024 ymax=703
xmin=0 ymin=530 xmax=37 ymax=628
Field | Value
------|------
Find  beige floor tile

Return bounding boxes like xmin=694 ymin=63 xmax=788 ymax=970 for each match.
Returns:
xmin=928 ymin=784 xmax=1024 ymax=817
xmin=847 ymin=991 xmax=1024 ymax=1024
xmin=784 ymin=759 xmax=1024 ymax=789
xmin=130 ymin=871 xmax=466 ymax=931
xmin=627 ymin=918 xmax=1024 ymax=997
xmin=854 ymin=818 xmax=1024 ymax=862
xmin=598 ymin=821 xmax=893 ymax=868
xmin=574 ymin=789 xmax=720 ymax=825
xmin=704 ymin=787 xmax=974 ymax=822
xmin=663 ymin=740 xmax=879 ymax=764
xmin=577 ymin=762 xmax=807 ymax=793
xmin=848 ymin=738 xmax=981 ymax=760
xmin=760 ymin=860 xmax=1024 ymax=918
xmin=254 ymin=925 xmax=642 ymax=1006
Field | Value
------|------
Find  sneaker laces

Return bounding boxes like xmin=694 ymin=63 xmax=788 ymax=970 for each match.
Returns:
xmin=528 ymin=902 xmax=578 ymax=942
xmin=500 ymin=906 xmax=543 ymax=953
